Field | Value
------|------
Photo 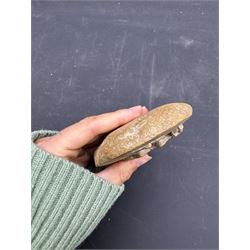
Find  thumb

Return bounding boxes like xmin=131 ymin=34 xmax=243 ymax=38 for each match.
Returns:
xmin=96 ymin=155 xmax=152 ymax=186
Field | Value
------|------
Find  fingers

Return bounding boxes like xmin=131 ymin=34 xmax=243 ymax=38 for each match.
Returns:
xmin=84 ymin=106 xmax=148 ymax=148
xmin=57 ymin=105 xmax=149 ymax=150
xmin=96 ymin=155 xmax=152 ymax=186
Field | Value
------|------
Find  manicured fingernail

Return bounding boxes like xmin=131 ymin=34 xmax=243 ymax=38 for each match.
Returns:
xmin=136 ymin=155 xmax=152 ymax=166
xmin=129 ymin=105 xmax=142 ymax=112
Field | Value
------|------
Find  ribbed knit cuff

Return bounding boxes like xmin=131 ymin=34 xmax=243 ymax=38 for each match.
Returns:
xmin=31 ymin=130 xmax=124 ymax=250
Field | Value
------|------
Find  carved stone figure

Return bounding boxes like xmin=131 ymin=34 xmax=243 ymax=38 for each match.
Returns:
xmin=94 ymin=103 xmax=193 ymax=167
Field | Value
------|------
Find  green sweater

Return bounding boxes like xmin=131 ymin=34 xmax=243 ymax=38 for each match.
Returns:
xmin=31 ymin=130 xmax=124 ymax=250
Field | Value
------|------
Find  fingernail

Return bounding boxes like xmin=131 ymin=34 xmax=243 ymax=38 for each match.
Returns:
xmin=129 ymin=105 xmax=142 ymax=112
xmin=142 ymin=106 xmax=148 ymax=112
xmin=136 ymin=155 xmax=152 ymax=166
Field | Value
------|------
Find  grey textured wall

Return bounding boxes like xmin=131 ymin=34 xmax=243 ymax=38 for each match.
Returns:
xmin=32 ymin=1 xmax=218 ymax=249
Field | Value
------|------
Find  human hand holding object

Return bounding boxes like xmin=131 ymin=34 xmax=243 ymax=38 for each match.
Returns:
xmin=35 ymin=105 xmax=151 ymax=186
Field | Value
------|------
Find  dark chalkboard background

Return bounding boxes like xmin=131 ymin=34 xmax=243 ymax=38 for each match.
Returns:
xmin=32 ymin=1 xmax=218 ymax=249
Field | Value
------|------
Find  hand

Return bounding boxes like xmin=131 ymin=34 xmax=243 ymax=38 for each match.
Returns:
xmin=35 ymin=105 xmax=152 ymax=185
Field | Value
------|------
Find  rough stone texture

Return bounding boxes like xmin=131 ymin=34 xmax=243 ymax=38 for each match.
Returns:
xmin=94 ymin=103 xmax=192 ymax=167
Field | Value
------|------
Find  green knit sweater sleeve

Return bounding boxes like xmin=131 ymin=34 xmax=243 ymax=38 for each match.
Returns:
xmin=31 ymin=130 xmax=124 ymax=250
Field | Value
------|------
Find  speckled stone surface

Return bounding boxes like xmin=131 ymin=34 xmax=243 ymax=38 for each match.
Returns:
xmin=94 ymin=103 xmax=192 ymax=167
